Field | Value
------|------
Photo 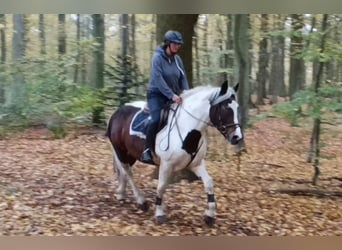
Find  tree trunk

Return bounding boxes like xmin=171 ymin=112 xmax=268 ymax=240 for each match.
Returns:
xmin=130 ymin=14 xmax=136 ymax=63
xmin=38 ymin=14 xmax=46 ymax=55
xmin=91 ymin=14 xmax=105 ymax=125
xmin=6 ymin=14 xmax=26 ymax=108
xmin=269 ymin=14 xmax=286 ymax=103
xmin=0 ymin=14 xmax=6 ymax=63
xmin=325 ymin=19 xmax=338 ymax=83
xmin=289 ymin=14 xmax=306 ymax=99
xmin=149 ymin=15 xmax=156 ymax=62
xmin=234 ymin=14 xmax=250 ymax=129
xmin=73 ymin=14 xmax=81 ymax=83
xmin=57 ymin=14 xmax=67 ymax=83
xmin=0 ymin=14 xmax=6 ymax=104
xmin=308 ymin=14 xmax=328 ymax=185
xmin=217 ymin=16 xmax=226 ymax=84
xmin=200 ymin=15 xmax=210 ymax=85
xmin=119 ymin=14 xmax=129 ymax=106
xmin=156 ymin=14 xmax=198 ymax=88
xmin=234 ymin=14 xmax=250 ymax=152
xmin=256 ymin=14 xmax=269 ymax=105
xmin=58 ymin=14 xmax=66 ymax=55
xmin=193 ymin=27 xmax=200 ymax=85
xmin=80 ymin=15 xmax=88 ymax=85
xmin=226 ymin=14 xmax=235 ymax=85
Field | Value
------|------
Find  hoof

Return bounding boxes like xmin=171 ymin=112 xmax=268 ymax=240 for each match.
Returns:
xmin=156 ymin=215 xmax=167 ymax=224
xmin=138 ymin=201 xmax=149 ymax=212
xmin=115 ymin=194 xmax=126 ymax=201
xmin=204 ymin=215 xmax=215 ymax=226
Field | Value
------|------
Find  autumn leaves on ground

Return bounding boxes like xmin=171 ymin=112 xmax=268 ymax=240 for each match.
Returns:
xmin=0 ymin=111 xmax=341 ymax=235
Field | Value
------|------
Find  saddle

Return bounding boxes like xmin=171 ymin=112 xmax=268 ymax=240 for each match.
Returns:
xmin=129 ymin=104 xmax=170 ymax=139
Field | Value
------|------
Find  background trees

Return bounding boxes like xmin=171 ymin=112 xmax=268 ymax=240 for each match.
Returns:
xmin=0 ymin=15 xmax=341 ymax=181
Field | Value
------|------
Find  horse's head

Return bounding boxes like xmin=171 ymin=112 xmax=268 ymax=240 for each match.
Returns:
xmin=209 ymin=81 xmax=243 ymax=145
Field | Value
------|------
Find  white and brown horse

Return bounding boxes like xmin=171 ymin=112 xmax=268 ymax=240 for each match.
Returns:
xmin=105 ymin=80 xmax=243 ymax=225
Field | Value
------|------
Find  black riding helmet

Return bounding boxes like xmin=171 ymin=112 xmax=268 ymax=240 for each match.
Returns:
xmin=164 ymin=30 xmax=183 ymax=44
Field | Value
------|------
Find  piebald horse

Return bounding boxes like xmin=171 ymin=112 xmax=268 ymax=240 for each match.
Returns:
xmin=106 ymin=81 xmax=243 ymax=225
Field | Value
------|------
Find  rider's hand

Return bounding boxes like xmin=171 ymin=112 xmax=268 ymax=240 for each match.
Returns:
xmin=172 ymin=94 xmax=182 ymax=104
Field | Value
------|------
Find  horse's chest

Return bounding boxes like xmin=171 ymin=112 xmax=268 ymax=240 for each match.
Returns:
xmin=157 ymin=129 xmax=207 ymax=171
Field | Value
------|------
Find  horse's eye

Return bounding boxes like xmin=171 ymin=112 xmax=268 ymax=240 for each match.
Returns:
xmin=227 ymin=98 xmax=232 ymax=104
xmin=231 ymin=95 xmax=235 ymax=100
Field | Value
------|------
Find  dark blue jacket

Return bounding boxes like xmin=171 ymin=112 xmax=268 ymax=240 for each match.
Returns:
xmin=148 ymin=46 xmax=189 ymax=99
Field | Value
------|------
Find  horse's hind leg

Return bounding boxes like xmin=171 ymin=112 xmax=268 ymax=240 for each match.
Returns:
xmin=112 ymin=150 xmax=127 ymax=201
xmin=124 ymin=166 xmax=149 ymax=212
xmin=113 ymin=150 xmax=149 ymax=212
xmin=190 ymin=160 xmax=216 ymax=226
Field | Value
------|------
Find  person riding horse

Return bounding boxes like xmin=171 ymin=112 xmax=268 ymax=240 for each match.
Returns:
xmin=141 ymin=30 xmax=189 ymax=164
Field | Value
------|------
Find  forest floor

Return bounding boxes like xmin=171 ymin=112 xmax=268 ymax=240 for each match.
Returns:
xmin=0 ymin=105 xmax=341 ymax=236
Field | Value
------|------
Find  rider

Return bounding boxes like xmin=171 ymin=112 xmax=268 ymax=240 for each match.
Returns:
xmin=140 ymin=30 xmax=190 ymax=164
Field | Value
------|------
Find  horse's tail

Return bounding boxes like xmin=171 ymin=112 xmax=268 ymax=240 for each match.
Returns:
xmin=105 ymin=113 xmax=114 ymax=137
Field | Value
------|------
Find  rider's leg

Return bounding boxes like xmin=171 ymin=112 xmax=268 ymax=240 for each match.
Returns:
xmin=140 ymin=94 xmax=164 ymax=164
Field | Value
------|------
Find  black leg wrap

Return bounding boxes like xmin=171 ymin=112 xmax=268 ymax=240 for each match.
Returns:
xmin=207 ymin=194 xmax=215 ymax=203
xmin=155 ymin=197 xmax=162 ymax=205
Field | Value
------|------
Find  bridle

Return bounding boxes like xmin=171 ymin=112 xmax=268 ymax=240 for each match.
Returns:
xmin=212 ymin=102 xmax=241 ymax=140
xmin=178 ymin=98 xmax=241 ymax=142
xmin=160 ymin=94 xmax=241 ymax=166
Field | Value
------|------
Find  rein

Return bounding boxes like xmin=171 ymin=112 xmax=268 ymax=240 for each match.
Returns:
xmin=161 ymin=103 xmax=205 ymax=167
xmin=180 ymin=105 xmax=213 ymax=127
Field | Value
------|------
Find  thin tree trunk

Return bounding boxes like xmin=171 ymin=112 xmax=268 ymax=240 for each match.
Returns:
xmin=226 ymin=14 xmax=234 ymax=85
xmin=289 ymin=14 xmax=306 ymax=99
xmin=58 ymin=14 xmax=67 ymax=83
xmin=201 ymin=15 xmax=210 ymax=85
xmin=73 ymin=14 xmax=81 ymax=83
xmin=7 ymin=14 xmax=26 ymax=108
xmin=119 ymin=14 xmax=129 ymax=106
xmin=193 ymin=28 xmax=200 ymax=85
xmin=130 ymin=14 xmax=136 ymax=63
xmin=308 ymin=14 xmax=328 ymax=185
xmin=256 ymin=14 xmax=269 ymax=105
xmin=234 ymin=14 xmax=250 ymax=153
xmin=269 ymin=14 xmax=286 ymax=103
xmin=91 ymin=14 xmax=105 ymax=125
xmin=58 ymin=14 xmax=66 ymax=55
xmin=80 ymin=15 xmax=88 ymax=85
xmin=38 ymin=14 xmax=46 ymax=55
xmin=0 ymin=14 xmax=6 ymax=104
xmin=0 ymin=14 xmax=6 ymax=63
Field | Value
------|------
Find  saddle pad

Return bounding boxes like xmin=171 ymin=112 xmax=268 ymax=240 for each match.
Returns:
xmin=129 ymin=109 xmax=150 ymax=139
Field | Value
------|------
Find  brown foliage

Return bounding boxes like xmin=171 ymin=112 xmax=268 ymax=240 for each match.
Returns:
xmin=0 ymin=116 xmax=341 ymax=235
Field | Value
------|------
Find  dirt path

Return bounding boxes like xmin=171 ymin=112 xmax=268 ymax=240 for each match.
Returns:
xmin=0 ymin=118 xmax=341 ymax=235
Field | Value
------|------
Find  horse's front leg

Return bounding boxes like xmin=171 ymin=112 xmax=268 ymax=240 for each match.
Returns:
xmin=154 ymin=163 xmax=172 ymax=224
xmin=190 ymin=160 xmax=216 ymax=226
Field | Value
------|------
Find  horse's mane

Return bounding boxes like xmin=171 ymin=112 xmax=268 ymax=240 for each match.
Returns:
xmin=181 ymin=85 xmax=236 ymax=104
xmin=181 ymin=86 xmax=218 ymax=100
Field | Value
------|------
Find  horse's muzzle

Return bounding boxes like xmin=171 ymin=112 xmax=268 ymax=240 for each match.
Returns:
xmin=230 ymin=135 xmax=242 ymax=145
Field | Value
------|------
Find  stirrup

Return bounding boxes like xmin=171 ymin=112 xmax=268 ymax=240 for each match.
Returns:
xmin=140 ymin=149 xmax=154 ymax=164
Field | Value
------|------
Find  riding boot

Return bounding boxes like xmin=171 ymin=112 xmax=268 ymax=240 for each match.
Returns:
xmin=140 ymin=122 xmax=158 ymax=164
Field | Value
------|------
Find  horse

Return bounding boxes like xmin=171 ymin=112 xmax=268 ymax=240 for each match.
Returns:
xmin=105 ymin=80 xmax=243 ymax=225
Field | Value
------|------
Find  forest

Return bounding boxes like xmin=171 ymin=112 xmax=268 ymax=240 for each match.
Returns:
xmin=0 ymin=14 xmax=341 ymax=235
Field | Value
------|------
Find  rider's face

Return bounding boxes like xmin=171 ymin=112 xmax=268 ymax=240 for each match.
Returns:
xmin=169 ymin=42 xmax=181 ymax=54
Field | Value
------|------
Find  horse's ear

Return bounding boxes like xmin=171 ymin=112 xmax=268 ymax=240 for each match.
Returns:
xmin=219 ymin=80 xmax=228 ymax=96
xmin=233 ymin=82 xmax=239 ymax=93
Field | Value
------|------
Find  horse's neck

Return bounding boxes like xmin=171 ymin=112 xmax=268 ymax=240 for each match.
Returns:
xmin=177 ymin=87 xmax=217 ymax=132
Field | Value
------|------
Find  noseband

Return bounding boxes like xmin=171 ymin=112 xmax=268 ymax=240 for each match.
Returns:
xmin=216 ymin=122 xmax=240 ymax=139
xmin=210 ymin=95 xmax=241 ymax=140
